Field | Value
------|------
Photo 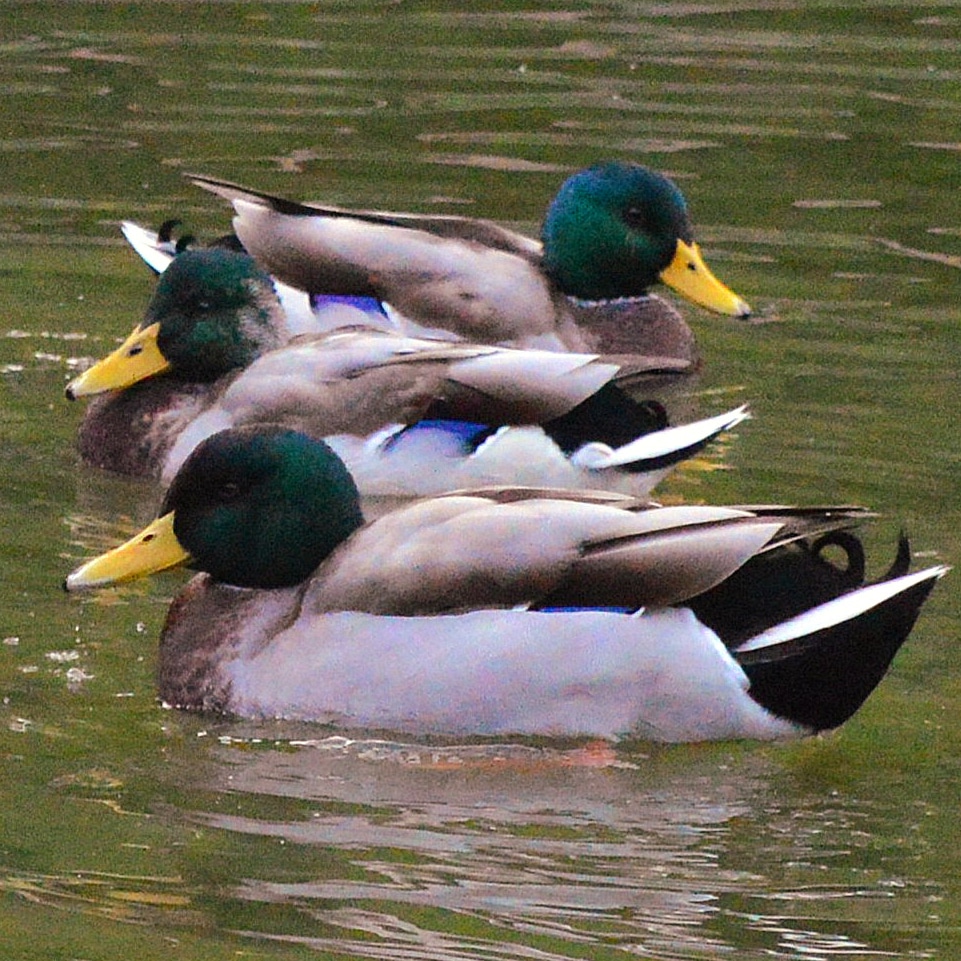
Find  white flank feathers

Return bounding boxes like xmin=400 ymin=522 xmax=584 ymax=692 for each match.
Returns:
xmin=225 ymin=608 xmax=802 ymax=742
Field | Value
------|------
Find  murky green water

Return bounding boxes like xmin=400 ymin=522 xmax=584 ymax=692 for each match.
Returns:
xmin=1 ymin=3 xmax=960 ymax=958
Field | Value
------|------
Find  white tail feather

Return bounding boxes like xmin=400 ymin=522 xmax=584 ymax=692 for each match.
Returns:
xmin=572 ymin=404 xmax=749 ymax=470
xmin=736 ymin=565 xmax=949 ymax=653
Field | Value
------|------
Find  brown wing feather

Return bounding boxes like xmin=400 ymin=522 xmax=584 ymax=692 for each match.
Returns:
xmin=187 ymin=173 xmax=543 ymax=259
xmin=303 ymin=498 xmax=784 ymax=616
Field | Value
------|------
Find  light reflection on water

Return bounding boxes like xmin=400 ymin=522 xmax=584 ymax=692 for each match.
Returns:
xmin=159 ymin=736 xmax=941 ymax=959
xmin=178 ymin=739 xmax=771 ymax=958
xmin=0 ymin=2 xmax=959 ymax=959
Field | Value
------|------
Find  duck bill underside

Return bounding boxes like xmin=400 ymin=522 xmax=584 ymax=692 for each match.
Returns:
xmin=659 ymin=240 xmax=752 ymax=317
xmin=65 ymin=512 xmax=190 ymax=591
xmin=66 ymin=322 xmax=170 ymax=398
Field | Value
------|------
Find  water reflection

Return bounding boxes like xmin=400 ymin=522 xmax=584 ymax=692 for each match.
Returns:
xmin=124 ymin=734 xmax=939 ymax=960
xmin=185 ymin=738 xmax=767 ymax=958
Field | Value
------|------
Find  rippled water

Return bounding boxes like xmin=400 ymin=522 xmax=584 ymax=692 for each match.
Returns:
xmin=1 ymin=3 xmax=960 ymax=959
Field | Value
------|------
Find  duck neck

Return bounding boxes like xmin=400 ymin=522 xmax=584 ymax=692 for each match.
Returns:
xmin=563 ymin=293 xmax=698 ymax=365
xmin=157 ymin=574 xmax=307 ymax=710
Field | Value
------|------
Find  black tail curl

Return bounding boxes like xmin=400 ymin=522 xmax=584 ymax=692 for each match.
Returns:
xmin=156 ymin=217 xmax=244 ymax=257
xmin=689 ymin=527 xmax=883 ymax=647
xmin=690 ymin=527 xmax=941 ymax=731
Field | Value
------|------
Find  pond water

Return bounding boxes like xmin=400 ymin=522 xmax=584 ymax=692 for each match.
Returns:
xmin=1 ymin=2 xmax=960 ymax=959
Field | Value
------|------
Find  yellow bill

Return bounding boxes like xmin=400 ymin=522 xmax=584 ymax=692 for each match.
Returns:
xmin=65 ymin=322 xmax=169 ymax=399
xmin=64 ymin=512 xmax=190 ymax=592
xmin=659 ymin=240 xmax=751 ymax=317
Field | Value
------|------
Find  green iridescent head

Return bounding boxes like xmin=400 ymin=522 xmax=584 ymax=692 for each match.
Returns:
xmin=540 ymin=162 xmax=750 ymax=318
xmin=64 ymin=426 xmax=366 ymax=591
xmin=541 ymin=162 xmax=694 ymax=300
xmin=147 ymin=248 xmax=286 ymax=381
xmin=66 ymin=248 xmax=286 ymax=399
xmin=164 ymin=426 xmax=365 ymax=588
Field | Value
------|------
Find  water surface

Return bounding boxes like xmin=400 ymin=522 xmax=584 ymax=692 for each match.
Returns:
xmin=1 ymin=3 xmax=959 ymax=959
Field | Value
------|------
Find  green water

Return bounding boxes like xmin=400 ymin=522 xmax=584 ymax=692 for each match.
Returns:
xmin=1 ymin=2 xmax=959 ymax=958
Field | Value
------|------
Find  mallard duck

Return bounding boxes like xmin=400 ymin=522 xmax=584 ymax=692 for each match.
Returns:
xmin=188 ymin=161 xmax=752 ymax=361
xmin=66 ymin=246 xmax=747 ymax=495
xmin=64 ymin=425 xmax=946 ymax=742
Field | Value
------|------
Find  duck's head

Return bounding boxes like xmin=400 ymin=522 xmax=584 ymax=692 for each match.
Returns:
xmin=65 ymin=426 xmax=365 ymax=591
xmin=66 ymin=248 xmax=288 ymax=399
xmin=541 ymin=162 xmax=751 ymax=316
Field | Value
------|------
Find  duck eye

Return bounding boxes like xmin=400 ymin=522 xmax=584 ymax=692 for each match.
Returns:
xmin=217 ymin=481 xmax=242 ymax=502
xmin=622 ymin=207 xmax=649 ymax=232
